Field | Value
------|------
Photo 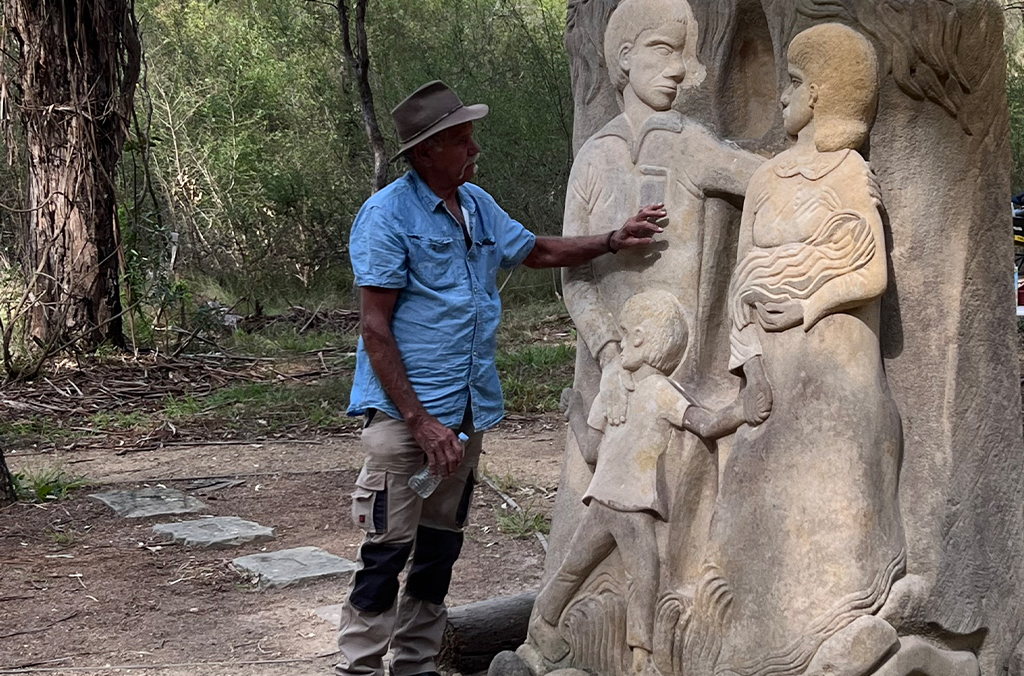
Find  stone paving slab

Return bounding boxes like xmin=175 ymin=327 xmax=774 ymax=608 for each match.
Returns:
xmin=232 ymin=546 xmax=356 ymax=588
xmin=152 ymin=516 xmax=275 ymax=549
xmin=89 ymin=487 xmax=207 ymax=518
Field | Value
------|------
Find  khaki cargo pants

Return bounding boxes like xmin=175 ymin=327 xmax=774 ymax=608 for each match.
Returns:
xmin=335 ymin=408 xmax=483 ymax=676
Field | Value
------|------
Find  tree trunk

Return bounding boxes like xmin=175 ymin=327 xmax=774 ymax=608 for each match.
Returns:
xmin=3 ymin=0 xmax=141 ymax=352
xmin=0 ymin=448 xmax=16 ymax=503
xmin=337 ymin=0 xmax=389 ymax=193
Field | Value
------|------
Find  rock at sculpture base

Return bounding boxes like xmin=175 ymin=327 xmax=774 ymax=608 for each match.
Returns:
xmin=489 ymin=650 xmax=534 ymax=676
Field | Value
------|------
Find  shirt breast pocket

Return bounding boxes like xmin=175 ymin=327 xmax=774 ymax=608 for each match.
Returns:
xmin=409 ymin=235 xmax=459 ymax=288
xmin=475 ymin=238 xmax=500 ymax=293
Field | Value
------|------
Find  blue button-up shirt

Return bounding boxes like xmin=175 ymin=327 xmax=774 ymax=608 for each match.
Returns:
xmin=347 ymin=170 xmax=537 ymax=430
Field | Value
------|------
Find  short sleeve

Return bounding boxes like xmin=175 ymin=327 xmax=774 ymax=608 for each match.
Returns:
xmin=349 ymin=205 xmax=408 ymax=289
xmin=490 ymin=203 xmax=536 ymax=269
xmin=657 ymin=378 xmax=692 ymax=428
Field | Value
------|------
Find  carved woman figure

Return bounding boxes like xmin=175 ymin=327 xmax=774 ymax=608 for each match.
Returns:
xmin=681 ymin=23 xmax=907 ymax=676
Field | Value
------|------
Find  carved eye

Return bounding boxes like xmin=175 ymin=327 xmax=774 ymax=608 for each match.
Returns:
xmin=653 ymin=44 xmax=672 ymax=56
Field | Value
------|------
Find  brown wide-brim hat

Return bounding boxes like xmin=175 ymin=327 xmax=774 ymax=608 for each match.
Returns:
xmin=390 ymin=80 xmax=488 ymax=161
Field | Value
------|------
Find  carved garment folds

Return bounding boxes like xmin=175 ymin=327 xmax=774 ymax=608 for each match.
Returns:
xmin=701 ymin=144 xmax=905 ymax=676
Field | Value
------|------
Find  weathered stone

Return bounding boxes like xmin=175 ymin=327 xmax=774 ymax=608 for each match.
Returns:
xmin=151 ymin=516 xmax=275 ymax=549
xmin=534 ymin=0 xmax=1024 ymax=675
xmin=231 ymin=546 xmax=356 ymax=588
xmin=805 ymin=616 xmax=899 ymax=676
xmin=89 ymin=487 xmax=206 ymax=518
xmin=488 ymin=651 xmax=533 ymax=676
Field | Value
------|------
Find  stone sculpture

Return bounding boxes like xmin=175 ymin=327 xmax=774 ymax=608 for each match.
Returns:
xmin=512 ymin=0 xmax=1024 ymax=675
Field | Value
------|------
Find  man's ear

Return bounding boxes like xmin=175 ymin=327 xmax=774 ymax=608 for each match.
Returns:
xmin=808 ymin=83 xmax=819 ymax=109
xmin=632 ymin=326 xmax=645 ymax=348
xmin=618 ymin=42 xmax=633 ymax=76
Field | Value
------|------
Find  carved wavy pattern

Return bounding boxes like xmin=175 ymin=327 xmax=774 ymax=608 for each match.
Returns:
xmin=653 ymin=566 xmax=732 ymax=676
xmin=716 ymin=548 xmax=907 ymax=676
xmin=697 ymin=0 xmax=737 ymax=68
xmin=563 ymin=571 xmax=631 ymax=675
xmin=793 ymin=0 xmax=974 ymax=133
xmin=730 ymin=208 xmax=876 ymax=332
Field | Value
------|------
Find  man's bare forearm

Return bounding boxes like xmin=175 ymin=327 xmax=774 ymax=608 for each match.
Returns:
xmin=523 ymin=234 xmax=612 ymax=269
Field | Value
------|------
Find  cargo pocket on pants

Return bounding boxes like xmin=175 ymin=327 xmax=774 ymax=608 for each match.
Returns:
xmin=351 ymin=468 xmax=388 ymax=534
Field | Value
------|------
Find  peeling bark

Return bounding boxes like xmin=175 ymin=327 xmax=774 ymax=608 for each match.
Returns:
xmin=2 ymin=0 xmax=141 ymax=351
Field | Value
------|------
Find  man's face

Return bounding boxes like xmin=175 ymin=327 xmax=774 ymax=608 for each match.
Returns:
xmin=417 ymin=122 xmax=481 ymax=187
xmin=623 ymin=21 xmax=689 ymax=112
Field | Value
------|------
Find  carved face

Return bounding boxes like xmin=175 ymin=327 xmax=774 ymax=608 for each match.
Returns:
xmin=621 ymin=21 xmax=689 ymax=112
xmin=781 ymin=65 xmax=817 ymax=136
xmin=620 ymin=324 xmax=646 ymax=372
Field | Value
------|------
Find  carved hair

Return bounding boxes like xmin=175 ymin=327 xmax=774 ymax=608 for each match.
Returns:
xmin=788 ymin=23 xmax=879 ymax=152
xmin=603 ymin=0 xmax=705 ymax=96
xmin=619 ymin=289 xmax=689 ymax=374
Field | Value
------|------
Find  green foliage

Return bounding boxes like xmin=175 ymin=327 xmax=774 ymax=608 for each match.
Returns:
xmin=119 ymin=0 xmax=571 ymax=314
xmin=13 ymin=466 xmax=88 ymax=503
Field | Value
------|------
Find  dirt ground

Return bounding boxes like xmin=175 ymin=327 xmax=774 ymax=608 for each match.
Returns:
xmin=1 ymin=414 xmax=567 ymax=676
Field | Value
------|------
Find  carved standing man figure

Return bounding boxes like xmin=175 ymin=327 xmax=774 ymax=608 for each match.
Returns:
xmin=678 ymin=23 xmax=909 ymax=676
xmin=561 ymin=0 xmax=764 ymax=429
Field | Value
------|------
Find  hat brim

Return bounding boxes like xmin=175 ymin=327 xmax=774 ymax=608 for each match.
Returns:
xmin=391 ymin=103 xmax=489 ymax=162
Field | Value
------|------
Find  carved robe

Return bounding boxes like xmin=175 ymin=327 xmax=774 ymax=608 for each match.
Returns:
xmin=690 ymin=148 xmax=905 ymax=676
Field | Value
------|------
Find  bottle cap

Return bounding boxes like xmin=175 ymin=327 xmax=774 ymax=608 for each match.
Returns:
xmin=458 ymin=432 xmax=469 ymax=443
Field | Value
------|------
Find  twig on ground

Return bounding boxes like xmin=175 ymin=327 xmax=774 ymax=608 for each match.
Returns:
xmin=0 ymin=611 xmax=78 ymax=639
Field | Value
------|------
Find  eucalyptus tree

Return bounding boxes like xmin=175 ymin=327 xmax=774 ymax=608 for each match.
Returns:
xmin=0 ymin=0 xmax=141 ymax=355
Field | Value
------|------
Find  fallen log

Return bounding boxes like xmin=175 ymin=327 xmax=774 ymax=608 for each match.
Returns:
xmin=438 ymin=591 xmax=536 ymax=673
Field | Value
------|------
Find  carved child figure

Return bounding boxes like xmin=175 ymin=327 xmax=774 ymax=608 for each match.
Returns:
xmin=531 ymin=290 xmax=739 ymax=675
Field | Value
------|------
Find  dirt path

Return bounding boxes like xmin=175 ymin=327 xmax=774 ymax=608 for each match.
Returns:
xmin=1 ymin=415 xmax=566 ymax=676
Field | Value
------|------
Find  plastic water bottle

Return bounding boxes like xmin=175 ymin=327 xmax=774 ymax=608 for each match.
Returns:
xmin=408 ymin=432 xmax=469 ymax=499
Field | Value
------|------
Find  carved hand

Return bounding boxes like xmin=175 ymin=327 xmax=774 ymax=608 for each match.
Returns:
xmin=611 ymin=204 xmax=665 ymax=251
xmin=599 ymin=356 xmax=631 ymax=426
xmin=407 ymin=413 xmax=464 ymax=478
xmin=754 ymin=300 xmax=804 ymax=332
xmin=742 ymin=356 xmax=773 ymax=426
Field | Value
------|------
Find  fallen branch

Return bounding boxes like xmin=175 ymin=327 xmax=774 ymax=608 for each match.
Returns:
xmin=0 ymin=657 xmax=313 ymax=673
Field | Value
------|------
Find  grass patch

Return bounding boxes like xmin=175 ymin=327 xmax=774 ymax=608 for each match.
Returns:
xmin=497 ymin=343 xmax=575 ymax=412
xmin=13 ymin=465 xmax=87 ymax=503
xmin=222 ymin=326 xmax=356 ymax=357
xmin=160 ymin=376 xmax=354 ymax=433
xmin=87 ymin=410 xmax=148 ymax=432
xmin=495 ymin=501 xmax=551 ymax=539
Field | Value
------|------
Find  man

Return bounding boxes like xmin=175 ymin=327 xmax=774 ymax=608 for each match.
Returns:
xmin=337 ymin=80 xmax=663 ymax=676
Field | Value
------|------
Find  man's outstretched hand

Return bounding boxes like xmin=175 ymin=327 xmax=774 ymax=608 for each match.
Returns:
xmin=611 ymin=204 xmax=666 ymax=252
xmin=408 ymin=413 xmax=464 ymax=478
